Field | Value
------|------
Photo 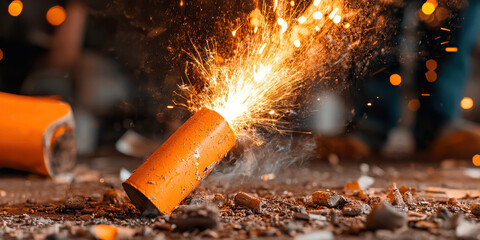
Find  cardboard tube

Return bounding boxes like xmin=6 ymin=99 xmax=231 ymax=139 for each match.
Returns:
xmin=123 ymin=108 xmax=236 ymax=215
xmin=0 ymin=92 xmax=76 ymax=177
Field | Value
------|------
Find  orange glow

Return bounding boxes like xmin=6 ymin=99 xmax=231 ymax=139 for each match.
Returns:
xmin=0 ymin=49 xmax=3 ymax=61
xmin=93 ymin=225 xmax=118 ymax=240
xmin=425 ymin=70 xmax=437 ymax=82
xmin=333 ymin=15 xmax=342 ymax=24
xmin=445 ymin=47 xmax=458 ymax=52
xmin=473 ymin=154 xmax=480 ymax=166
xmin=408 ymin=99 xmax=421 ymax=112
xmin=313 ymin=11 xmax=323 ymax=20
xmin=426 ymin=59 xmax=437 ymax=70
xmin=294 ymin=40 xmax=301 ymax=48
xmin=389 ymin=74 xmax=401 ymax=86
xmin=329 ymin=8 xmax=339 ymax=19
xmin=166 ymin=105 xmax=174 ymax=109
xmin=461 ymin=97 xmax=474 ymax=110
xmin=440 ymin=27 xmax=451 ymax=31
xmin=46 ymin=5 xmax=66 ymax=26
xmin=366 ymin=102 xmax=372 ymax=106
xmin=421 ymin=93 xmax=431 ymax=97
xmin=421 ymin=2 xmax=436 ymax=15
xmin=8 ymin=0 xmax=23 ymax=17
xmin=298 ymin=16 xmax=306 ymax=23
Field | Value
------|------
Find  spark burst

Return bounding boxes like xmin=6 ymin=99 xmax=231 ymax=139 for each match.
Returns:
xmin=179 ymin=0 xmax=350 ymax=135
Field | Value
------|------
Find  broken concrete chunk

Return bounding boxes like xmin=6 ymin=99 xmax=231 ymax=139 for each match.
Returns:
xmin=312 ymin=191 xmax=340 ymax=208
xmin=366 ymin=202 xmax=407 ymax=230
xmin=234 ymin=192 xmax=265 ymax=213
xmin=387 ymin=185 xmax=406 ymax=208
xmin=65 ymin=196 xmax=89 ymax=210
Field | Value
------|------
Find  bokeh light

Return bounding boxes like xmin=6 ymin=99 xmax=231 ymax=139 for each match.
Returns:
xmin=461 ymin=97 xmax=474 ymax=110
xmin=473 ymin=154 xmax=480 ymax=166
xmin=389 ymin=74 xmax=401 ymax=86
xmin=294 ymin=40 xmax=301 ymax=48
xmin=46 ymin=5 xmax=66 ymax=26
xmin=426 ymin=59 xmax=437 ymax=71
xmin=333 ymin=15 xmax=341 ymax=24
xmin=8 ymin=0 xmax=23 ymax=17
xmin=421 ymin=2 xmax=436 ymax=15
xmin=0 ymin=49 xmax=3 ymax=61
xmin=425 ymin=70 xmax=437 ymax=82
xmin=408 ymin=99 xmax=421 ymax=112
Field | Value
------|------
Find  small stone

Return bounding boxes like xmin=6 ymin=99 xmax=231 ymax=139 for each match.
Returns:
xmin=152 ymin=223 xmax=173 ymax=232
xmin=403 ymin=191 xmax=414 ymax=205
xmin=342 ymin=206 xmax=362 ymax=217
xmin=65 ymin=196 xmax=89 ymax=210
xmin=448 ymin=197 xmax=459 ymax=207
xmin=435 ymin=206 xmax=453 ymax=220
xmin=103 ymin=188 xmax=121 ymax=204
xmin=79 ymin=214 xmax=91 ymax=221
xmin=387 ymin=185 xmax=406 ymax=207
xmin=470 ymin=203 xmax=480 ymax=216
xmin=293 ymin=212 xmax=310 ymax=221
xmin=415 ymin=221 xmax=437 ymax=230
xmin=312 ymin=191 xmax=340 ymax=208
xmin=366 ymin=202 xmax=407 ymax=230
xmin=96 ymin=210 xmax=109 ymax=218
xmin=342 ymin=201 xmax=371 ymax=217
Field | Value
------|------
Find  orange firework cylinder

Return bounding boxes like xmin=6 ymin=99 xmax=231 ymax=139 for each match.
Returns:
xmin=0 ymin=92 xmax=76 ymax=177
xmin=123 ymin=108 xmax=236 ymax=215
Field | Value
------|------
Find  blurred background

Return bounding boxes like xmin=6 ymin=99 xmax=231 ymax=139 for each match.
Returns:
xmin=0 ymin=0 xmax=479 ymax=158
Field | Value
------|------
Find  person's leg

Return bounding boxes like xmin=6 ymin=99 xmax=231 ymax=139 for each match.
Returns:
xmin=352 ymin=68 xmax=402 ymax=151
xmin=415 ymin=1 xmax=480 ymax=150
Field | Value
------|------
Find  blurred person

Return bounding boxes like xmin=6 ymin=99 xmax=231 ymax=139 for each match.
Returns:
xmin=316 ymin=0 xmax=480 ymax=160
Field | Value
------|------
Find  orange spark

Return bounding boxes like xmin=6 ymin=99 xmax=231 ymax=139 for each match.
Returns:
xmin=445 ymin=47 xmax=458 ymax=52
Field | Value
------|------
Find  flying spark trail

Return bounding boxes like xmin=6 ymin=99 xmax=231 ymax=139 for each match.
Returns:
xmin=178 ymin=0 xmax=365 ymax=135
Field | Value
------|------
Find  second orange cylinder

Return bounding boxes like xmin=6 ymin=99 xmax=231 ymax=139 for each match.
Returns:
xmin=123 ymin=108 xmax=237 ymax=215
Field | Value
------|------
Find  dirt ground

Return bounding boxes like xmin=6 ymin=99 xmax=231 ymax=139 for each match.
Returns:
xmin=0 ymin=148 xmax=479 ymax=240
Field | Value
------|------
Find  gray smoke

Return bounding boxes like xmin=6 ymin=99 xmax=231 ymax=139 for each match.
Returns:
xmin=211 ymin=134 xmax=316 ymax=182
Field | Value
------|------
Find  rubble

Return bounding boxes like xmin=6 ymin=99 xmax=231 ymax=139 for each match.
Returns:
xmin=65 ymin=196 xmax=89 ymax=210
xmin=470 ymin=203 xmax=480 ymax=217
xmin=1 ymin=156 xmax=480 ymax=239
xmin=171 ymin=206 xmax=219 ymax=232
xmin=312 ymin=191 xmax=340 ymax=208
xmin=366 ymin=202 xmax=407 ymax=230
xmin=387 ymin=184 xmax=406 ymax=208
xmin=234 ymin=192 xmax=265 ymax=213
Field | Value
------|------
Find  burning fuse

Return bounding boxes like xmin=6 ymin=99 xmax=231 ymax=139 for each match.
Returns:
xmin=123 ymin=108 xmax=236 ymax=215
xmin=0 ymin=92 xmax=76 ymax=177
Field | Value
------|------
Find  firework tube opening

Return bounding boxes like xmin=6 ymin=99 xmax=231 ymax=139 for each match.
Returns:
xmin=0 ymin=92 xmax=76 ymax=177
xmin=122 ymin=108 xmax=237 ymax=215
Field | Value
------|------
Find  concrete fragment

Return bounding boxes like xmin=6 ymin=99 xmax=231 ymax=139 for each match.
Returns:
xmin=366 ymin=202 xmax=407 ymax=230
xmin=312 ymin=191 xmax=340 ymax=208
